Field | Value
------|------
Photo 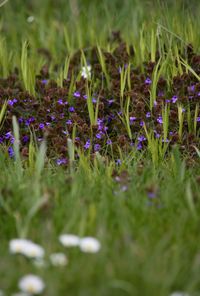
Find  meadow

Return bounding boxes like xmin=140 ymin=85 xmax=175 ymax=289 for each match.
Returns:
xmin=0 ymin=0 xmax=200 ymax=295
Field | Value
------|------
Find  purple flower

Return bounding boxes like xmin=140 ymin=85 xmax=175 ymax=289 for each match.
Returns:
xmin=39 ymin=123 xmax=45 ymax=129
xmin=92 ymin=98 xmax=97 ymax=103
xmin=84 ymin=140 xmax=90 ymax=150
xmin=157 ymin=116 xmax=163 ymax=124
xmin=8 ymin=146 xmax=14 ymax=158
xmin=73 ymin=91 xmax=81 ymax=98
xmin=137 ymin=143 xmax=143 ymax=150
xmin=58 ymin=99 xmax=63 ymax=105
xmin=41 ymin=79 xmax=48 ymax=84
xmin=5 ymin=131 xmax=12 ymax=139
xmin=116 ymin=159 xmax=121 ymax=165
xmin=56 ymin=158 xmax=67 ymax=165
xmin=50 ymin=115 xmax=56 ymax=121
xmin=188 ymin=85 xmax=195 ymax=92
xmin=25 ymin=117 xmax=35 ymax=126
xmin=158 ymin=91 xmax=164 ymax=97
xmin=140 ymin=121 xmax=144 ymax=127
xmin=94 ymin=144 xmax=101 ymax=152
xmin=66 ymin=120 xmax=72 ymax=125
xmin=154 ymin=100 xmax=158 ymax=106
xmin=146 ymin=112 xmax=151 ymax=118
xmin=106 ymin=139 xmax=112 ymax=145
xmin=130 ymin=116 xmax=136 ymax=123
xmin=108 ymin=99 xmax=114 ymax=105
xmin=162 ymin=138 xmax=169 ymax=143
xmin=62 ymin=130 xmax=69 ymax=135
xmin=172 ymin=95 xmax=178 ymax=103
xmin=165 ymin=99 xmax=171 ymax=103
xmin=0 ymin=136 xmax=4 ymax=143
xmin=37 ymin=137 xmax=43 ymax=142
xmin=22 ymin=135 xmax=29 ymax=144
xmin=69 ymin=106 xmax=75 ymax=112
xmin=138 ymin=135 xmax=146 ymax=142
xmin=145 ymin=77 xmax=152 ymax=85
xmin=83 ymin=95 xmax=87 ymax=99
xmin=197 ymin=117 xmax=200 ymax=122
xmin=18 ymin=117 xmax=24 ymax=124
xmin=96 ymin=133 xmax=103 ymax=139
xmin=8 ymin=99 xmax=15 ymax=106
xmin=154 ymin=131 xmax=161 ymax=138
xmin=97 ymin=118 xmax=103 ymax=125
xmin=147 ymin=192 xmax=156 ymax=199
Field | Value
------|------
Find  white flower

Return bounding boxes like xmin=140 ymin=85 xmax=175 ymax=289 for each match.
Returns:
xmin=50 ymin=253 xmax=68 ymax=266
xmin=9 ymin=239 xmax=45 ymax=259
xmin=79 ymin=237 xmax=101 ymax=253
xmin=169 ymin=292 xmax=190 ymax=296
xmin=27 ymin=16 xmax=35 ymax=23
xmin=18 ymin=275 xmax=45 ymax=295
xmin=59 ymin=234 xmax=80 ymax=247
xmin=81 ymin=65 xmax=91 ymax=79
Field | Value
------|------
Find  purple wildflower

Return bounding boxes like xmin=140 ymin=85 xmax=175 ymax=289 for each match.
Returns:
xmin=92 ymin=98 xmax=97 ymax=103
xmin=84 ymin=140 xmax=90 ymax=150
xmin=137 ymin=143 xmax=143 ymax=150
xmin=41 ymin=79 xmax=48 ymax=84
xmin=146 ymin=112 xmax=151 ymax=118
xmin=57 ymin=99 xmax=63 ymax=105
xmin=145 ymin=77 xmax=152 ymax=85
xmin=130 ymin=116 xmax=136 ymax=123
xmin=69 ymin=106 xmax=75 ymax=112
xmin=106 ymin=139 xmax=112 ymax=145
xmin=196 ymin=117 xmax=200 ymax=122
xmin=39 ymin=123 xmax=45 ymax=129
xmin=8 ymin=147 xmax=14 ymax=158
xmin=108 ymin=99 xmax=114 ymax=105
xmin=96 ymin=132 xmax=103 ymax=139
xmin=56 ymin=158 xmax=67 ymax=165
xmin=73 ymin=91 xmax=81 ymax=98
xmin=138 ymin=135 xmax=146 ymax=142
xmin=165 ymin=99 xmax=171 ymax=103
xmin=147 ymin=192 xmax=156 ymax=199
xmin=172 ymin=95 xmax=178 ymax=103
xmin=157 ymin=116 xmax=163 ymax=124
xmin=188 ymin=85 xmax=195 ymax=92
xmin=140 ymin=121 xmax=144 ymax=127
xmin=5 ymin=131 xmax=12 ymax=139
xmin=116 ymin=159 xmax=122 ymax=165
xmin=66 ymin=120 xmax=72 ymax=125
xmin=94 ymin=144 xmax=101 ymax=152
xmin=22 ymin=135 xmax=29 ymax=144
xmin=18 ymin=117 xmax=23 ymax=124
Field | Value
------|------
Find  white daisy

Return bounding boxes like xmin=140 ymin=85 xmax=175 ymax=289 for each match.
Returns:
xmin=59 ymin=234 xmax=80 ymax=247
xmin=170 ymin=292 xmax=190 ymax=296
xmin=18 ymin=274 xmax=45 ymax=295
xmin=27 ymin=16 xmax=35 ymax=23
xmin=50 ymin=253 xmax=68 ymax=266
xmin=81 ymin=65 xmax=91 ymax=79
xmin=9 ymin=239 xmax=45 ymax=259
xmin=79 ymin=237 xmax=101 ymax=253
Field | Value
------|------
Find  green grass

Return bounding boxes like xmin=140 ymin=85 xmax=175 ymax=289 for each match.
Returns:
xmin=1 ymin=0 xmax=200 ymax=295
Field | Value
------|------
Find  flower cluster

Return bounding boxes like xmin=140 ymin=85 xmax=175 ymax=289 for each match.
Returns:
xmin=0 ymin=40 xmax=199 ymax=163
